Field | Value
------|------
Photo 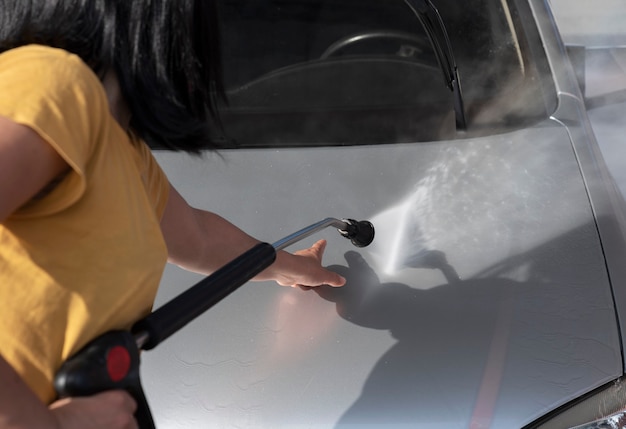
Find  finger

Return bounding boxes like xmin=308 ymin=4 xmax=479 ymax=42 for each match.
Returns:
xmin=325 ymin=272 xmax=346 ymax=287
xmin=98 ymin=390 xmax=137 ymax=414
xmin=309 ymin=241 xmax=346 ymax=287
xmin=119 ymin=391 xmax=137 ymax=414
xmin=308 ymin=239 xmax=327 ymax=260
xmin=301 ymin=271 xmax=346 ymax=288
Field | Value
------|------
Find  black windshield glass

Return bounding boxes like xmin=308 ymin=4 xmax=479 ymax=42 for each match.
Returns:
xmin=217 ymin=0 xmax=557 ymax=147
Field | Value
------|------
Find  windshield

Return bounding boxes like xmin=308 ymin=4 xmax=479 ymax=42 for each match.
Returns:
xmin=216 ymin=0 xmax=557 ymax=147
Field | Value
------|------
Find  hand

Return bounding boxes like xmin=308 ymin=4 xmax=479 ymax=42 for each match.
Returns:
xmin=273 ymin=239 xmax=346 ymax=288
xmin=49 ymin=390 xmax=137 ymax=429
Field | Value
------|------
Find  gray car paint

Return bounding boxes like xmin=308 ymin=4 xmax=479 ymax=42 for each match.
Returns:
xmin=141 ymin=0 xmax=626 ymax=427
xmin=531 ymin=0 xmax=626 ymax=373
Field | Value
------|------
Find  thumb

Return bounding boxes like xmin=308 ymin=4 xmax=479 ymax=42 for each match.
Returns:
xmin=311 ymin=240 xmax=346 ymax=287
xmin=296 ymin=240 xmax=346 ymax=287
xmin=294 ymin=239 xmax=327 ymax=261
xmin=308 ymin=239 xmax=328 ymax=260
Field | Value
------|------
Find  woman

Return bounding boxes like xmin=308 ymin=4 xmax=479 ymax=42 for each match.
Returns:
xmin=0 ymin=1 xmax=345 ymax=427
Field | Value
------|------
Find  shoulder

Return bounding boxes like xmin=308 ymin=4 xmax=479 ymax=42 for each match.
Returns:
xmin=0 ymin=44 xmax=107 ymax=109
xmin=0 ymin=45 xmax=112 ymax=192
xmin=0 ymin=44 xmax=96 ymax=76
xmin=0 ymin=44 xmax=110 ymax=141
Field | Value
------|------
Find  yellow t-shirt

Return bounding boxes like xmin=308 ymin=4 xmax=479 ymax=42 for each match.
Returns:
xmin=0 ymin=45 xmax=170 ymax=403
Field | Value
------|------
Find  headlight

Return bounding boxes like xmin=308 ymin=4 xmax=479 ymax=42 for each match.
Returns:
xmin=530 ymin=378 xmax=626 ymax=429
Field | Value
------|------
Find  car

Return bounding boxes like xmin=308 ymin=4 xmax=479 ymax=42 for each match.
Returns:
xmin=141 ymin=0 xmax=626 ymax=427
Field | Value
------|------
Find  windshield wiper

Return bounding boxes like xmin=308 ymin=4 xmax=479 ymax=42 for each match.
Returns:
xmin=403 ymin=0 xmax=467 ymax=130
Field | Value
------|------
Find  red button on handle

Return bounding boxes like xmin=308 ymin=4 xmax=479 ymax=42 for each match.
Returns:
xmin=106 ymin=345 xmax=131 ymax=382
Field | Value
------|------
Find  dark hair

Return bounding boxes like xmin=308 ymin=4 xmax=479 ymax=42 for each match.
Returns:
xmin=0 ymin=0 xmax=225 ymax=152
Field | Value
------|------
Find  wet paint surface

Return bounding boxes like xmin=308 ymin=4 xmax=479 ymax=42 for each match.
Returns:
xmin=144 ymin=123 xmax=621 ymax=428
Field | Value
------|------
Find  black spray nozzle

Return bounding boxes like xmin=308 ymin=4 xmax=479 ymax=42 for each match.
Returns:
xmin=339 ymin=219 xmax=375 ymax=248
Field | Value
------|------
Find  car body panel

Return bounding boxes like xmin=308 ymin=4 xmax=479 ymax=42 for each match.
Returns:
xmin=530 ymin=0 xmax=626 ymax=373
xmin=147 ymin=121 xmax=621 ymax=428
xmin=548 ymin=0 xmax=626 ymax=379
xmin=141 ymin=0 xmax=626 ymax=427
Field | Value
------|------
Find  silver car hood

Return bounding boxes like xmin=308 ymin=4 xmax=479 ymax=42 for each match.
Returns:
xmin=146 ymin=121 xmax=621 ymax=428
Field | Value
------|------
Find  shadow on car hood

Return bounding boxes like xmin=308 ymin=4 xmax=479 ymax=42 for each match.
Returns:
xmin=145 ymin=122 xmax=621 ymax=428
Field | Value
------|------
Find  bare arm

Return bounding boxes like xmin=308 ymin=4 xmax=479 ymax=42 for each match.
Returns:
xmin=0 ymin=116 xmax=137 ymax=428
xmin=160 ymin=185 xmax=345 ymax=287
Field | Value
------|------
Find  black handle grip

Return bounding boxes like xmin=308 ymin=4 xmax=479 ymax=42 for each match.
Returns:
xmin=54 ymin=330 xmax=155 ymax=429
xmin=132 ymin=242 xmax=277 ymax=350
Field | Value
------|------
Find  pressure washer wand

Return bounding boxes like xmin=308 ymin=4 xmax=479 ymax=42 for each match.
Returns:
xmin=132 ymin=218 xmax=373 ymax=350
xmin=54 ymin=217 xmax=374 ymax=429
